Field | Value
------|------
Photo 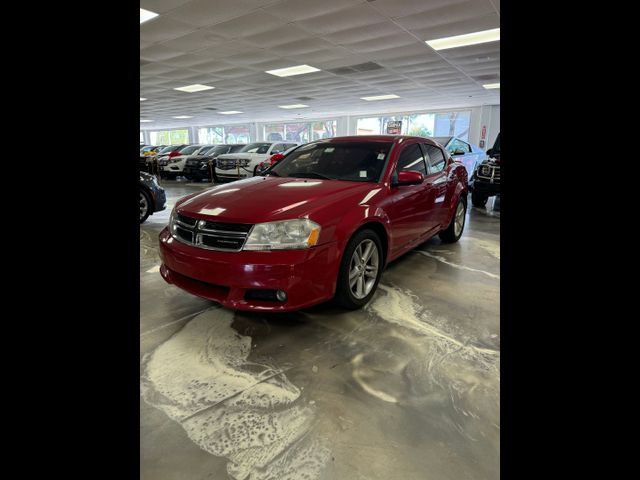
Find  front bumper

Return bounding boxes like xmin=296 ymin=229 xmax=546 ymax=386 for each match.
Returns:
xmin=469 ymin=177 xmax=500 ymax=196
xmin=152 ymin=187 xmax=167 ymax=213
xmin=158 ymin=227 xmax=340 ymax=312
xmin=184 ymin=165 xmax=211 ymax=178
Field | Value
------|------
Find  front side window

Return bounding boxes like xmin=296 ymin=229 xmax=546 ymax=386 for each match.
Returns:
xmin=270 ymin=143 xmax=286 ymax=154
xmin=269 ymin=141 xmax=392 ymax=183
xmin=396 ymin=144 xmax=427 ymax=176
xmin=423 ymin=144 xmax=447 ymax=173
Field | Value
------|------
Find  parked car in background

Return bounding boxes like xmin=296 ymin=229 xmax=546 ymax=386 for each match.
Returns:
xmin=155 ymin=144 xmax=189 ymax=166
xmin=215 ymin=141 xmax=298 ymax=182
xmin=140 ymin=171 xmax=166 ymax=223
xmin=159 ymin=135 xmax=468 ymax=312
xmin=255 ymin=145 xmax=298 ymax=175
xmin=432 ymin=136 xmax=485 ymax=179
xmin=469 ymin=132 xmax=500 ymax=207
xmin=139 ymin=145 xmax=166 ymax=171
xmin=184 ymin=144 xmax=247 ymax=182
xmin=159 ymin=144 xmax=202 ymax=179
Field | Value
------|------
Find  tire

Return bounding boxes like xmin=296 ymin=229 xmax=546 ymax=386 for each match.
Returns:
xmin=439 ymin=196 xmax=466 ymax=243
xmin=140 ymin=189 xmax=152 ymax=224
xmin=472 ymin=191 xmax=488 ymax=208
xmin=334 ymin=229 xmax=384 ymax=309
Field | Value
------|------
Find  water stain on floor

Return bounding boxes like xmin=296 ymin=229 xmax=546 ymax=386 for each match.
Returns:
xmin=141 ymin=309 xmax=331 ymax=480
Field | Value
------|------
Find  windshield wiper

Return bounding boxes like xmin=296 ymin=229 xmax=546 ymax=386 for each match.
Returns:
xmin=287 ymin=172 xmax=332 ymax=180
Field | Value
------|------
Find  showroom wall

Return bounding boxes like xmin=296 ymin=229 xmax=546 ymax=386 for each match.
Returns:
xmin=142 ymin=105 xmax=500 ymax=150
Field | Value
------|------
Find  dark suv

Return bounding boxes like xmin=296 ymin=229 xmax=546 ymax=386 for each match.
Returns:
xmin=183 ymin=144 xmax=246 ymax=181
xmin=140 ymin=172 xmax=166 ymax=223
xmin=469 ymin=133 xmax=500 ymax=207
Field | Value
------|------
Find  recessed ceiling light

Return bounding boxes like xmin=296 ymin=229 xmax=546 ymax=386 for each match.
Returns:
xmin=426 ymin=28 xmax=500 ymax=50
xmin=278 ymin=104 xmax=309 ymax=109
xmin=360 ymin=94 xmax=400 ymax=101
xmin=266 ymin=65 xmax=320 ymax=77
xmin=174 ymin=84 xmax=215 ymax=93
xmin=173 ymin=115 xmax=193 ymax=119
xmin=140 ymin=119 xmax=153 ymax=123
xmin=140 ymin=8 xmax=159 ymax=24
xmin=219 ymin=111 xmax=243 ymax=115
xmin=483 ymin=83 xmax=500 ymax=89
xmin=140 ymin=97 xmax=147 ymax=101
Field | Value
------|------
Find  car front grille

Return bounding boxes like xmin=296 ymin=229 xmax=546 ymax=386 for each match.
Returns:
xmin=216 ymin=158 xmax=237 ymax=170
xmin=477 ymin=163 xmax=500 ymax=184
xmin=174 ymin=213 xmax=253 ymax=252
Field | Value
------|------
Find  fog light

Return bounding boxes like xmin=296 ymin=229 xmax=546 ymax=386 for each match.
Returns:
xmin=276 ymin=290 xmax=287 ymax=302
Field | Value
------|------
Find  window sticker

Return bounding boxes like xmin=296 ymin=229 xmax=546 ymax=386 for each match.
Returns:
xmin=360 ymin=170 xmax=367 ymax=178
xmin=325 ymin=147 xmax=335 ymax=153
xmin=377 ymin=153 xmax=386 ymax=160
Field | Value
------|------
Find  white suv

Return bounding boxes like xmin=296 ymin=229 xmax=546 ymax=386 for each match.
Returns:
xmin=159 ymin=145 xmax=207 ymax=179
xmin=215 ymin=141 xmax=298 ymax=182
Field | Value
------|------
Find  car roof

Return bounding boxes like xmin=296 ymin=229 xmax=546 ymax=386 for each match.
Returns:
xmin=320 ymin=135 xmax=439 ymax=144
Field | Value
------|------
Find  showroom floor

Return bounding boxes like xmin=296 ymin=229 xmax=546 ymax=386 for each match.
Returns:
xmin=140 ymin=180 xmax=500 ymax=480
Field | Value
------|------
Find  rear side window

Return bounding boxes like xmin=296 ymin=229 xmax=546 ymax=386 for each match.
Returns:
xmin=396 ymin=143 xmax=427 ymax=176
xmin=423 ymin=144 xmax=446 ymax=173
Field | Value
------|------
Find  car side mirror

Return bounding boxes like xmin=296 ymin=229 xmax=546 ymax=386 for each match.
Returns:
xmin=396 ymin=170 xmax=424 ymax=186
xmin=486 ymin=148 xmax=494 ymax=157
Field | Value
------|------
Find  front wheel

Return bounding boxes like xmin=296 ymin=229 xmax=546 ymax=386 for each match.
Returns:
xmin=334 ymin=230 xmax=383 ymax=309
xmin=439 ymin=197 xmax=466 ymax=243
xmin=472 ymin=191 xmax=488 ymax=208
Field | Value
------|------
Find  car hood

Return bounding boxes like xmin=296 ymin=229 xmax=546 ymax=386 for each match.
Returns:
xmin=176 ymin=176 xmax=380 ymax=224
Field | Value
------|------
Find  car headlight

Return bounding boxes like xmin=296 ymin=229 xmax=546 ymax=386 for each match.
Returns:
xmin=243 ymin=219 xmax=321 ymax=251
xmin=169 ymin=157 xmax=182 ymax=164
xmin=168 ymin=207 xmax=177 ymax=234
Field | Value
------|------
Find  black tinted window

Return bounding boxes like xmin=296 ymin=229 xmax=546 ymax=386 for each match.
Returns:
xmin=270 ymin=141 xmax=392 ymax=182
xmin=229 ymin=145 xmax=245 ymax=153
xmin=396 ymin=144 xmax=427 ymax=176
xmin=423 ymin=144 xmax=446 ymax=173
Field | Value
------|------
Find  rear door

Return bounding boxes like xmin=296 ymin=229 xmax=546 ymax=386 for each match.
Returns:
xmin=422 ymin=143 xmax=450 ymax=228
xmin=387 ymin=142 xmax=435 ymax=255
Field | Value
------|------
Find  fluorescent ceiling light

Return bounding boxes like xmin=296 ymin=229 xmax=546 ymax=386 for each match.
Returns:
xmin=173 ymin=115 xmax=193 ymax=119
xmin=140 ymin=119 xmax=153 ymax=123
xmin=278 ymin=104 xmax=309 ymax=109
xmin=266 ymin=65 xmax=320 ymax=77
xmin=426 ymin=28 xmax=500 ymax=50
xmin=360 ymin=94 xmax=400 ymax=101
xmin=174 ymin=84 xmax=215 ymax=93
xmin=219 ymin=111 xmax=243 ymax=115
xmin=140 ymin=97 xmax=147 ymax=101
xmin=483 ymin=83 xmax=500 ymax=89
xmin=140 ymin=8 xmax=159 ymax=24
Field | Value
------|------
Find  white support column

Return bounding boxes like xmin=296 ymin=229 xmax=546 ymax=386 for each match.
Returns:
xmin=189 ymin=126 xmax=199 ymax=144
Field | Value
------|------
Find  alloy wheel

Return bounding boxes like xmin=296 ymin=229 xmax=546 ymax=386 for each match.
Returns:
xmin=349 ymin=239 xmax=379 ymax=299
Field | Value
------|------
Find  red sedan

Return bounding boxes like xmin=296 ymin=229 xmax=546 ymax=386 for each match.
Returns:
xmin=159 ymin=135 xmax=468 ymax=312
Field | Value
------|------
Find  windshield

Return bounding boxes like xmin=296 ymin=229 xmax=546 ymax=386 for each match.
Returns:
xmin=269 ymin=141 xmax=392 ymax=183
xmin=179 ymin=145 xmax=200 ymax=155
xmin=239 ymin=143 xmax=271 ymax=154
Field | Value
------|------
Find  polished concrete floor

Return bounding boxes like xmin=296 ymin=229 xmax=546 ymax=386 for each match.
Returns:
xmin=141 ymin=179 xmax=500 ymax=480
